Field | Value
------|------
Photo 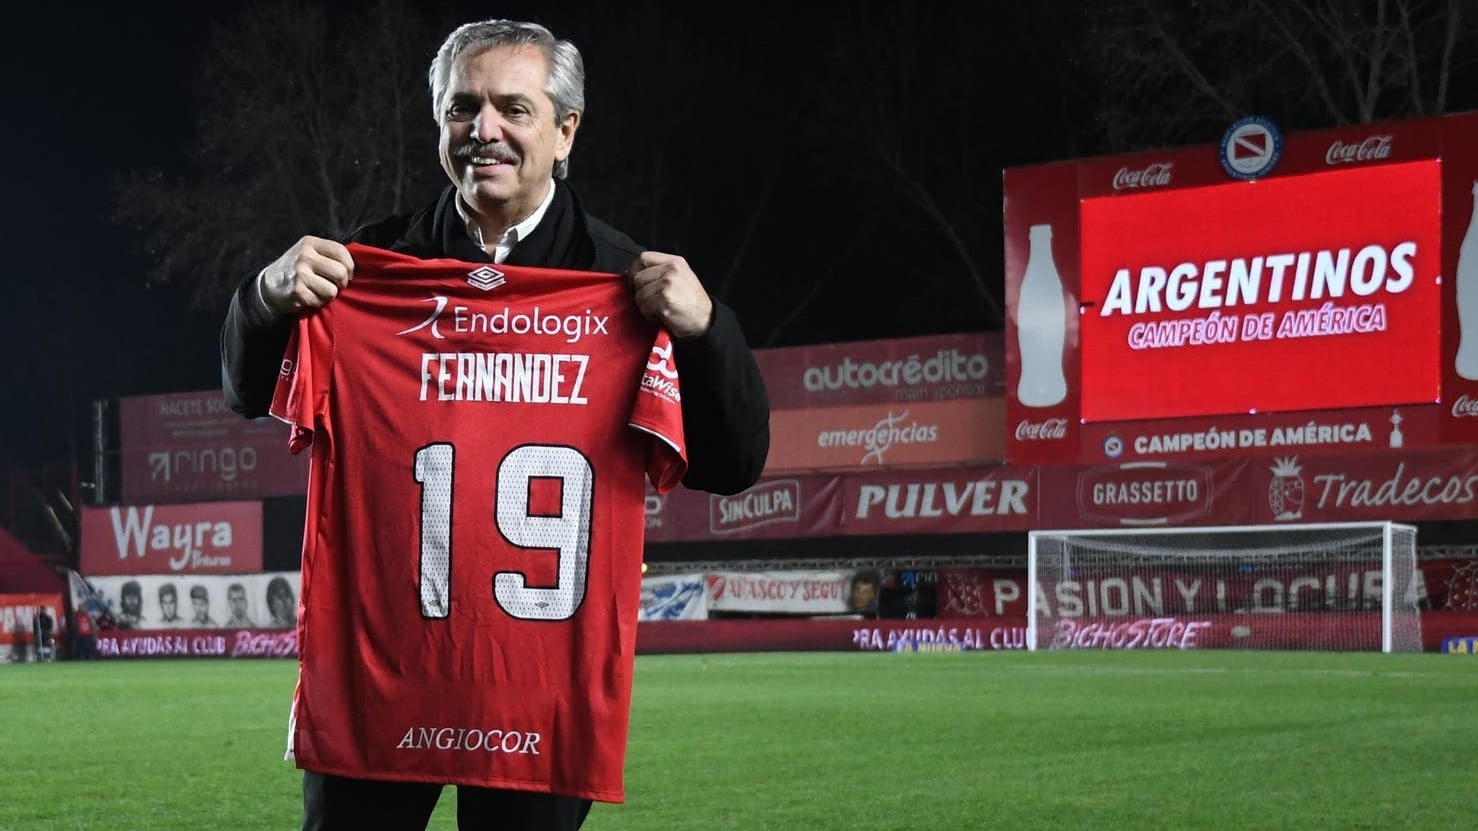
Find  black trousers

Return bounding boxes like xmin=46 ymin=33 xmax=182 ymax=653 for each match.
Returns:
xmin=302 ymin=771 xmax=594 ymax=831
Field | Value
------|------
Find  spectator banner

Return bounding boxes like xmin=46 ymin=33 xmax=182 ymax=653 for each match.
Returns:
xmin=0 ymin=593 xmax=64 ymax=662
xmin=766 ymin=399 xmax=1005 ymax=473
xmin=80 ymin=501 xmax=263 ymax=575
xmin=704 ymin=570 xmax=872 ymax=615
xmin=638 ymin=574 xmax=708 ymax=621
xmin=86 ymin=572 xmax=299 ymax=632
xmin=940 ymin=558 xmax=1472 ymax=618
xmin=1003 ymin=111 xmax=1478 ymax=467
xmin=94 ymin=628 xmax=298 ymax=660
xmin=754 ymin=332 xmax=1004 ymax=409
xmin=645 ymin=476 xmax=841 ymax=542
xmin=840 ymin=465 xmax=1036 ymax=535
xmin=636 ymin=618 xmax=1032 ymax=654
xmin=119 ymin=390 xmax=308 ymax=503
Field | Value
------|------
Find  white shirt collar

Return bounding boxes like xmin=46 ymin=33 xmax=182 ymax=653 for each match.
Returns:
xmin=456 ymin=180 xmax=558 ymax=264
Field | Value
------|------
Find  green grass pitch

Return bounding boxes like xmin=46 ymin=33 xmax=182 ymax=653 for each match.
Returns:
xmin=1 ymin=650 xmax=1472 ymax=830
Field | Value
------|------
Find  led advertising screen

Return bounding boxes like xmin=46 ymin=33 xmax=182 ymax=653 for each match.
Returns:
xmin=1078 ymin=161 xmax=1442 ymax=422
xmin=1003 ymin=112 xmax=1478 ymax=466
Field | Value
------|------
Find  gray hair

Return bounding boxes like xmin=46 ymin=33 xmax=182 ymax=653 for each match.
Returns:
xmin=429 ymin=19 xmax=586 ymax=179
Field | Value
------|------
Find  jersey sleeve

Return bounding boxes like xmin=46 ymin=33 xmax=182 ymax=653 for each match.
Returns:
xmin=268 ymin=316 xmax=324 ymax=455
xmin=629 ymin=330 xmax=688 ymax=493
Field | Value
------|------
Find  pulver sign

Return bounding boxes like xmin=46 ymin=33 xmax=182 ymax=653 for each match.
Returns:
xmin=1078 ymin=160 xmax=1442 ymax=422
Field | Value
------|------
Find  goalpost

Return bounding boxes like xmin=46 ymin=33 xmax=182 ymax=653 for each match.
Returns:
xmin=1026 ymin=521 xmax=1422 ymax=653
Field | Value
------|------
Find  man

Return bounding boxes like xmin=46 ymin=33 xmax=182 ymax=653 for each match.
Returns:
xmin=188 ymin=585 xmax=217 ymax=627
xmin=118 ymin=580 xmax=143 ymax=629
xmin=221 ymin=19 xmax=767 ymax=830
xmin=849 ymin=571 xmax=880 ymax=617
xmin=31 ymin=607 xmax=54 ymax=661
xmin=265 ymin=577 xmax=296 ymax=629
xmin=224 ymin=582 xmax=256 ymax=628
xmin=157 ymin=583 xmax=185 ymax=627
xmin=72 ymin=607 xmax=97 ymax=660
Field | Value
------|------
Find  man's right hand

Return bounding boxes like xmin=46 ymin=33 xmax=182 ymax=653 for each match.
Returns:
xmin=259 ymin=236 xmax=356 ymax=316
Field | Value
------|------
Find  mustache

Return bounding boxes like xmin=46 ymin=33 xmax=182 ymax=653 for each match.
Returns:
xmin=454 ymin=142 xmax=521 ymax=164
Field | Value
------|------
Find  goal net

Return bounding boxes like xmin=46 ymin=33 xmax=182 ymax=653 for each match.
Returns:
xmin=1027 ymin=522 xmax=1421 ymax=652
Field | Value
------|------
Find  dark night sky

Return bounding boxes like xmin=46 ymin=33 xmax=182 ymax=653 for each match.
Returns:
xmin=0 ymin=1 xmax=1073 ymax=472
xmin=0 ymin=4 xmax=236 ymax=468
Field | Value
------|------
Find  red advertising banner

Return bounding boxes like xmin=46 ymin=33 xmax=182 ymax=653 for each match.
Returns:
xmin=1080 ymin=160 xmax=1442 ymax=421
xmin=1234 ymin=446 xmax=1478 ymax=525
xmin=839 ymin=465 xmax=1036 ymax=535
xmin=1004 ymin=111 xmax=1478 ymax=467
xmin=644 ymin=475 xmax=842 ymax=542
xmin=80 ymin=502 xmax=264 ymax=575
xmin=1075 ymin=404 xmax=1439 ymax=464
xmin=1003 ymin=160 xmax=1083 ymax=465
xmin=119 ymin=390 xmax=308 ymax=503
xmin=765 ymin=399 xmax=1006 ymax=473
xmin=1036 ymin=458 xmax=1251 ymax=529
xmin=1439 ymin=115 xmax=1478 ymax=445
xmin=0 ymin=593 xmax=65 ymax=655
xmin=753 ymin=332 xmax=1004 ymax=409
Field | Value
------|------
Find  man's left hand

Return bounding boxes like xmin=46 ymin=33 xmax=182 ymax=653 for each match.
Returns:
xmin=628 ymin=251 xmax=714 ymax=339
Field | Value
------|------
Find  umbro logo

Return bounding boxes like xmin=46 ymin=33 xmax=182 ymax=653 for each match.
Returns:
xmin=467 ymin=266 xmax=506 ymax=291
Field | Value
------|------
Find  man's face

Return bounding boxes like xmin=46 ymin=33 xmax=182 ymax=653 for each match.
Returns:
xmin=437 ymin=44 xmax=579 ymax=223
xmin=122 ymin=591 xmax=141 ymax=614
xmin=229 ymin=588 xmax=248 ymax=618
xmin=852 ymin=581 xmax=877 ymax=611
xmin=191 ymin=598 xmax=209 ymax=620
xmin=270 ymin=589 xmax=292 ymax=620
xmin=160 ymin=591 xmax=177 ymax=618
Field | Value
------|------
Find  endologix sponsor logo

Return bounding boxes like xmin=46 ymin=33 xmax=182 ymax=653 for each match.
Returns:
xmin=1325 ymin=135 xmax=1393 ymax=166
xmin=709 ymin=480 xmax=802 ymax=534
xmin=802 ymin=349 xmax=991 ymax=401
xmin=818 ymin=410 xmax=940 ymax=465
xmin=1111 ymin=161 xmax=1173 ymax=190
xmin=397 ymin=294 xmax=613 ymax=345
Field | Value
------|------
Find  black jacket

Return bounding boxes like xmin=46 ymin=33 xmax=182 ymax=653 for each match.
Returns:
xmin=220 ymin=180 xmax=769 ymax=495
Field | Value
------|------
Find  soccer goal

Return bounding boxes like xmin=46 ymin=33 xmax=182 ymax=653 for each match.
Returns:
xmin=1026 ymin=522 xmax=1421 ymax=652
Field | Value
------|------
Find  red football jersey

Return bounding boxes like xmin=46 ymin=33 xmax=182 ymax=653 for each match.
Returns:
xmin=270 ymin=243 xmax=686 ymax=801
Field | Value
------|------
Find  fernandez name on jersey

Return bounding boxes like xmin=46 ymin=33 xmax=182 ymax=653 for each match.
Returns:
xmin=270 ymin=243 xmax=687 ymax=803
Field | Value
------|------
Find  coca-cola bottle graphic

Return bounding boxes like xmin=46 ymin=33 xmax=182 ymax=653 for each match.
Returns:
xmin=1017 ymin=223 xmax=1068 ymax=407
xmin=1456 ymin=181 xmax=1478 ymax=380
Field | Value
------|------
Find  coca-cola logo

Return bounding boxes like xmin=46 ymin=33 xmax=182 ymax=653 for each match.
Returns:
xmin=709 ymin=480 xmax=802 ymax=534
xmin=1075 ymin=462 xmax=1211 ymax=525
xmin=1452 ymin=394 xmax=1478 ymax=419
xmin=1015 ymin=418 xmax=1068 ymax=441
xmin=1111 ymin=162 xmax=1173 ymax=190
xmin=1325 ymin=135 xmax=1393 ymax=165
